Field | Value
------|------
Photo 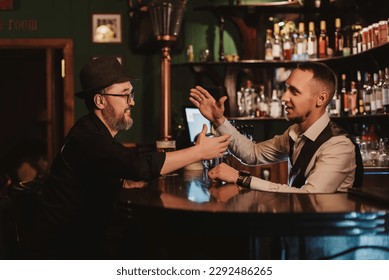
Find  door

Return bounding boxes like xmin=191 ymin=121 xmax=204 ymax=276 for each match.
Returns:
xmin=0 ymin=39 xmax=74 ymax=182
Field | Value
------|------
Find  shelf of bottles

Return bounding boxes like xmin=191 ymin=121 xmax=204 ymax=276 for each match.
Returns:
xmin=263 ymin=14 xmax=389 ymax=62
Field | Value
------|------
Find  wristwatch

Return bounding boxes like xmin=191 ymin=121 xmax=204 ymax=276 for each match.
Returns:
xmin=236 ymin=170 xmax=251 ymax=189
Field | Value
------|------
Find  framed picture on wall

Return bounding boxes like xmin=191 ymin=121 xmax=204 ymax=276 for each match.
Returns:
xmin=92 ymin=14 xmax=122 ymax=43
xmin=0 ymin=0 xmax=13 ymax=10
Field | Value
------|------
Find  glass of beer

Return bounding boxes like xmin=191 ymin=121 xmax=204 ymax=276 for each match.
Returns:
xmin=156 ymin=139 xmax=178 ymax=176
xmin=156 ymin=139 xmax=176 ymax=152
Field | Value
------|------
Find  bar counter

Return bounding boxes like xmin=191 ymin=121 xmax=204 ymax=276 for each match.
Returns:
xmin=119 ymin=169 xmax=389 ymax=260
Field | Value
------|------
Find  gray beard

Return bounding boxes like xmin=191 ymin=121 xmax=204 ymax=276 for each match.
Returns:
xmin=101 ymin=104 xmax=133 ymax=131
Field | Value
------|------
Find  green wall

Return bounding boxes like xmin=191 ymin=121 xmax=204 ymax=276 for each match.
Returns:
xmin=0 ymin=0 xmax=270 ymax=144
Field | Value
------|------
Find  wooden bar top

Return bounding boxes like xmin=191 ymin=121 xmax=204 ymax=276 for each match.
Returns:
xmin=120 ymin=169 xmax=389 ymax=236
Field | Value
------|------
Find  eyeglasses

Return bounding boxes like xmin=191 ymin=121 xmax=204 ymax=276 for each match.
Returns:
xmin=101 ymin=89 xmax=135 ymax=103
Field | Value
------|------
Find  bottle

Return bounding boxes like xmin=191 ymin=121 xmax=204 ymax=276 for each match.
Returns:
xmin=291 ymin=22 xmax=300 ymax=61
xmin=370 ymin=73 xmax=378 ymax=115
xmin=342 ymin=25 xmax=351 ymax=56
xmin=237 ymin=86 xmax=245 ymax=116
xmin=377 ymin=138 xmax=389 ymax=167
xmin=352 ymin=31 xmax=359 ymax=55
xmin=356 ymin=71 xmax=365 ymax=115
xmin=363 ymin=73 xmax=372 ymax=115
xmin=383 ymin=67 xmax=389 ymax=114
xmin=361 ymin=27 xmax=369 ymax=51
xmin=328 ymin=90 xmax=341 ymax=116
xmin=264 ymin=29 xmax=273 ymax=60
xmin=340 ymin=74 xmax=349 ymax=116
xmin=307 ymin=21 xmax=317 ymax=59
xmin=272 ymin=23 xmax=282 ymax=61
xmin=296 ymin=22 xmax=307 ymax=61
xmin=361 ymin=124 xmax=378 ymax=142
xmin=258 ymin=85 xmax=269 ymax=117
xmin=186 ymin=45 xmax=194 ymax=62
xmin=319 ymin=20 xmax=328 ymax=58
xmin=378 ymin=20 xmax=388 ymax=46
xmin=269 ymin=89 xmax=282 ymax=118
xmin=255 ymin=92 xmax=261 ymax=118
xmin=375 ymin=71 xmax=384 ymax=114
xmin=349 ymin=81 xmax=358 ymax=116
xmin=243 ymin=80 xmax=255 ymax=117
xmin=282 ymin=25 xmax=293 ymax=61
xmin=334 ymin=18 xmax=344 ymax=57
xmin=372 ymin=23 xmax=379 ymax=48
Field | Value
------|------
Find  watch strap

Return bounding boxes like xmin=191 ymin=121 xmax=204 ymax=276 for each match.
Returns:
xmin=236 ymin=170 xmax=251 ymax=188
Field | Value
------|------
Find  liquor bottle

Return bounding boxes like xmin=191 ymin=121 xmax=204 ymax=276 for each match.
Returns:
xmin=319 ymin=20 xmax=328 ymax=58
xmin=272 ymin=23 xmax=282 ymax=61
xmin=378 ymin=20 xmax=388 ymax=46
xmin=282 ymin=25 xmax=293 ymax=61
xmin=361 ymin=124 xmax=378 ymax=143
xmin=334 ymin=18 xmax=344 ymax=57
xmin=352 ymin=31 xmax=359 ymax=55
xmin=296 ymin=22 xmax=307 ymax=61
xmin=370 ymin=73 xmax=378 ymax=115
xmin=264 ymin=29 xmax=273 ymax=61
xmin=340 ymin=74 xmax=349 ymax=116
xmin=363 ymin=73 xmax=372 ymax=115
xmin=375 ymin=70 xmax=384 ymax=114
xmin=243 ymin=80 xmax=255 ymax=117
xmin=349 ymin=81 xmax=358 ymax=116
xmin=372 ymin=23 xmax=379 ymax=48
xmin=383 ymin=67 xmax=389 ymax=114
xmin=290 ymin=22 xmax=299 ymax=61
xmin=342 ymin=25 xmax=351 ymax=56
xmin=356 ymin=71 xmax=365 ymax=115
xmin=269 ymin=89 xmax=282 ymax=118
xmin=307 ymin=21 xmax=317 ymax=59
xmin=237 ymin=86 xmax=245 ymax=116
xmin=255 ymin=91 xmax=261 ymax=117
xmin=361 ymin=27 xmax=369 ymax=51
xmin=258 ymin=85 xmax=269 ymax=117
xmin=186 ymin=45 xmax=194 ymax=62
xmin=351 ymin=23 xmax=363 ymax=54
xmin=328 ymin=89 xmax=341 ymax=116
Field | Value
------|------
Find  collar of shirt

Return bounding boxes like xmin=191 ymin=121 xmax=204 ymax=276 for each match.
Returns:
xmin=289 ymin=113 xmax=330 ymax=143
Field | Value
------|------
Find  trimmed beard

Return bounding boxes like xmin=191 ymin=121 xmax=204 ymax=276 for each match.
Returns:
xmin=285 ymin=115 xmax=303 ymax=124
xmin=101 ymin=103 xmax=133 ymax=131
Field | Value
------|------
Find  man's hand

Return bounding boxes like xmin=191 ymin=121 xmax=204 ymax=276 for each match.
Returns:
xmin=195 ymin=124 xmax=230 ymax=160
xmin=189 ymin=85 xmax=227 ymax=127
xmin=208 ymin=162 xmax=239 ymax=184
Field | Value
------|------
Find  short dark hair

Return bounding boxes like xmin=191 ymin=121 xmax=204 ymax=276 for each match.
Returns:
xmin=297 ymin=61 xmax=337 ymax=99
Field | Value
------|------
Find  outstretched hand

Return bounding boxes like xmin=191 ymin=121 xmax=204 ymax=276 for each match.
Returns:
xmin=195 ymin=124 xmax=230 ymax=160
xmin=189 ymin=86 xmax=227 ymax=127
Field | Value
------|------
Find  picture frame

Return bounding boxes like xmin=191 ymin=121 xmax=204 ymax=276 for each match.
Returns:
xmin=92 ymin=14 xmax=122 ymax=43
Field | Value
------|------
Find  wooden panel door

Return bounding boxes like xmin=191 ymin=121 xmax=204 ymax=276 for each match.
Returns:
xmin=0 ymin=39 xmax=74 ymax=182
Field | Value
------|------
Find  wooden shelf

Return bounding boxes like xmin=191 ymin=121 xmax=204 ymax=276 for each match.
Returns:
xmin=173 ymin=42 xmax=389 ymax=68
xmin=195 ymin=1 xmax=357 ymax=15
